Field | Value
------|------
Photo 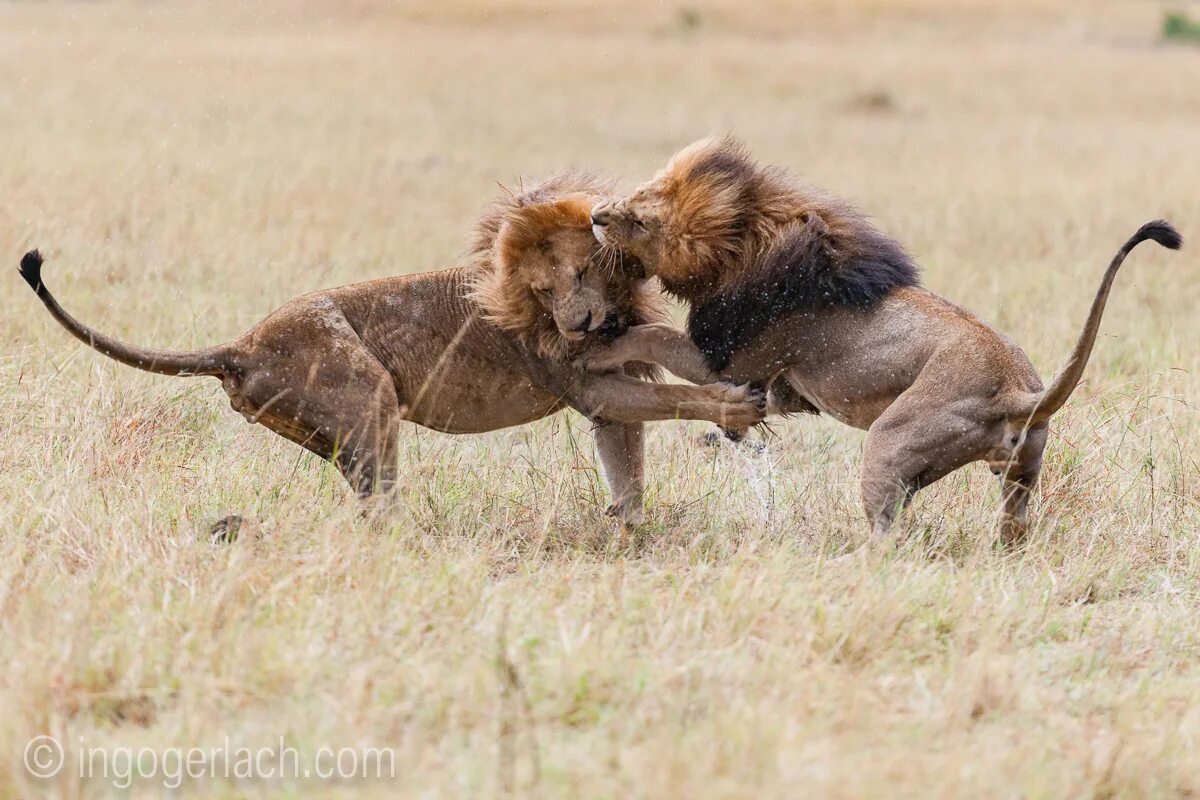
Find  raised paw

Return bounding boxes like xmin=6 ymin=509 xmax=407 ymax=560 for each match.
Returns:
xmin=580 ymin=349 xmax=626 ymax=374
xmin=580 ymin=336 xmax=640 ymax=373
xmin=703 ymin=381 xmax=768 ymax=428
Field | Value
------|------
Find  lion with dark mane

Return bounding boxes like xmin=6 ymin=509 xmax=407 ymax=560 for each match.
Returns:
xmin=19 ymin=172 xmax=763 ymax=524
xmin=588 ymin=137 xmax=1180 ymax=542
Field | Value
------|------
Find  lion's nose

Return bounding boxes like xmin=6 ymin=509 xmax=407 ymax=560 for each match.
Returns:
xmin=590 ymin=208 xmax=611 ymax=227
xmin=574 ymin=311 xmax=593 ymax=332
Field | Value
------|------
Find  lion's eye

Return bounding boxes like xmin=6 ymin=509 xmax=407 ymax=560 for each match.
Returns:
xmin=632 ymin=218 xmax=647 ymax=231
xmin=533 ymin=286 xmax=552 ymax=298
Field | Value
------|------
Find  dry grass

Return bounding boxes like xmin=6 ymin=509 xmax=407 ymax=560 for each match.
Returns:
xmin=2 ymin=1 xmax=1199 ymax=797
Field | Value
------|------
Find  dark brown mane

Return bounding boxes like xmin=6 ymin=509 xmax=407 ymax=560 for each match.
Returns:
xmin=654 ymin=138 xmax=920 ymax=370
xmin=466 ymin=173 xmax=669 ymax=362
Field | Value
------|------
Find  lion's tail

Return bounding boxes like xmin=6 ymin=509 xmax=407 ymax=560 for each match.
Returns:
xmin=1005 ymin=220 xmax=1181 ymax=428
xmin=19 ymin=250 xmax=230 ymax=377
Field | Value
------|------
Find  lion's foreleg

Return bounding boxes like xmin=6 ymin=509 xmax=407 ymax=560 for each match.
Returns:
xmin=585 ymin=324 xmax=717 ymax=385
xmin=593 ymin=422 xmax=645 ymax=526
xmin=568 ymin=373 xmax=764 ymax=429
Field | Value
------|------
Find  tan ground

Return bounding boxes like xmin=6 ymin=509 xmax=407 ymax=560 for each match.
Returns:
xmin=2 ymin=1 xmax=1199 ymax=797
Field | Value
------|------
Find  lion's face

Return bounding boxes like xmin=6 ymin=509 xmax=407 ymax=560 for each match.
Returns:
xmin=591 ymin=137 xmax=756 ymax=297
xmin=472 ymin=189 xmax=654 ymax=359
xmin=588 ymin=187 xmax=672 ymax=278
xmin=509 ymin=225 xmax=614 ymax=343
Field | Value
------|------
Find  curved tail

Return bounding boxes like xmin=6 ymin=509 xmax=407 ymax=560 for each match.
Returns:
xmin=19 ymin=250 xmax=230 ymax=377
xmin=1008 ymin=220 xmax=1182 ymax=428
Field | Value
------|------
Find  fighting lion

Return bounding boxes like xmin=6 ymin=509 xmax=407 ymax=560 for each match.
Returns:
xmin=19 ymin=173 xmax=764 ymax=524
xmin=588 ymin=137 xmax=1180 ymax=542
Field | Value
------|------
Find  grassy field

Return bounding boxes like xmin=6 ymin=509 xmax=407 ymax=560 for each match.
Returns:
xmin=2 ymin=1 xmax=1199 ymax=796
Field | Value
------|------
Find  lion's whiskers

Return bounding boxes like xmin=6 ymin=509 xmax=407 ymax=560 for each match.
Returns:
xmin=594 ymin=243 xmax=620 ymax=278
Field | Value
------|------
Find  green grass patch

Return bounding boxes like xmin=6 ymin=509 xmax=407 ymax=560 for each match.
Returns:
xmin=1163 ymin=11 xmax=1200 ymax=43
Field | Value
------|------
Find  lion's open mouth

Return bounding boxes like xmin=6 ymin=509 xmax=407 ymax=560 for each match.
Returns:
xmin=595 ymin=312 xmax=627 ymax=339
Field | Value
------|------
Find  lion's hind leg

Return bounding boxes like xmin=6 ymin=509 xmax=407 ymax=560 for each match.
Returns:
xmin=992 ymin=425 xmax=1047 ymax=546
xmin=244 ymin=395 xmax=401 ymax=499
xmin=860 ymin=396 xmax=990 ymax=541
xmin=229 ymin=346 xmax=402 ymax=501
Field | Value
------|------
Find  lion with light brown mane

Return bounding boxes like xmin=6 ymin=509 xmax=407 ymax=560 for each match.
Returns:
xmin=19 ymin=173 xmax=763 ymax=524
xmin=587 ymin=137 xmax=1181 ymax=542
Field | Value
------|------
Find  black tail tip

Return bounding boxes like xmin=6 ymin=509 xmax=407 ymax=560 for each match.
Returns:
xmin=19 ymin=249 xmax=44 ymax=292
xmin=1135 ymin=220 xmax=1183 ymax=251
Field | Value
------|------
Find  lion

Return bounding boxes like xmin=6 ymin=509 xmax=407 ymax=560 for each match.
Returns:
xmin=18 ymin=172 xmax=764 ymax=525
xmin=587 ymin=137 xmax=1181 ymax=542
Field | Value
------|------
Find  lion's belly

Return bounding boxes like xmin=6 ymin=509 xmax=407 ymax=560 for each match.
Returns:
xmin=331 ymin=278 xmax=568 ymax=434
xmin=377 ymin=334 xmax=563 ymax=433
xmin=402 ymin=364 xmax=563 ymax=434
xmin=782 ymin=369 xmax=896 ymax=430
xmin=773 ymin=290 xmax=986 ymax=430
xmin=725 ymin=297 xmax=941 ymax=431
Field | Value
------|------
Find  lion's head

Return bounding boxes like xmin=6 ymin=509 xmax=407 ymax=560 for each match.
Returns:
xmin=468 ymin=173 xmax=668 ymax=361
xmin=591 ymin=136 xmax=919 ymax=370
xmin=587 ymin=137 xmax=775 ymax=298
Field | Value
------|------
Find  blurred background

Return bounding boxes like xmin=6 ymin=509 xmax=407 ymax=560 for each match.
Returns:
xmin=2 ymin=3 xmax=1200 ymax=796
xmin=3 ymin=0 xmax=1197 ymax=344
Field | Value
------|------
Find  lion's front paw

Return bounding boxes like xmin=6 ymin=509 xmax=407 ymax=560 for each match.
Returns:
xmin=579 ymin=345 xmax=630 ymax=374
xmin=711 ymin=381 xmax=767 ymax=411
xmin=605 ymin=501 xmax=645 ymax=526
xmin=703 ymin=382 xmax=768 ymax=428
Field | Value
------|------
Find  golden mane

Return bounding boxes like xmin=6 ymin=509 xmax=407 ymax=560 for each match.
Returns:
xmin=467 ymin=173 xmax=669 ymax=361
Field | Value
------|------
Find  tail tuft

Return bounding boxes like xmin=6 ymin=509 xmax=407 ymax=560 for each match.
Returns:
xmin=19 ymin=249 xmax=45 ymax=293
xmin=1134 ymin=220 xmax=1182 ymax=251
xmin=1013 ymin=218 xmax=1182 ymax=428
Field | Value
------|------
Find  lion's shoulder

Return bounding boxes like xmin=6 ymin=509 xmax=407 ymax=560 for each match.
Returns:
xmin=690 ymin=198 xmax=919 ymax=370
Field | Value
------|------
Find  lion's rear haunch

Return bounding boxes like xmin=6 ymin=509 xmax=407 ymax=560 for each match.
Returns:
xmin=19 ymin=249 xmax=45 ymax=295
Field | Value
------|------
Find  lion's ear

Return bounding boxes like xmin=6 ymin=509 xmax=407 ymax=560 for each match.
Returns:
xmin=493 ymin=217 xmax=536 ymax=278
xmin=495 ymin=195 xmax=594 ymax=272
xmin=544 ymin=195 xmax=595 ymax=229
